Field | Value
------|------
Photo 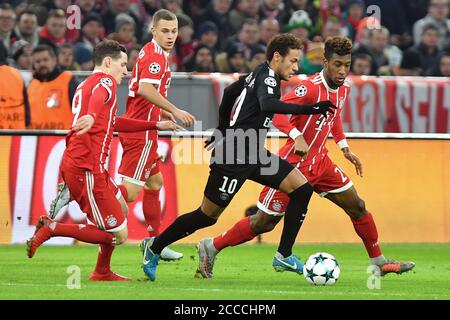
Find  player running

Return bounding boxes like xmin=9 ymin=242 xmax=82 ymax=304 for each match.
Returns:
xmin=140 ymin=33 xmax=337 ymax=281
xmin=116 ymin=9 xmax=195 ymax=261
xmin=195 ymin=37 xmax=415 ymax=279
xmin=26 ymin=40 xmax=182 ymax=281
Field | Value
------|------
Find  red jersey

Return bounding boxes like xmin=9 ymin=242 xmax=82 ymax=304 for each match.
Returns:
xmin=273 ymin=71 xmax=350 ymax=169
xmin=121 ymin=39 xmax=171 ymax=141
xmin=64 ymin=71 xmax=118 ymax=173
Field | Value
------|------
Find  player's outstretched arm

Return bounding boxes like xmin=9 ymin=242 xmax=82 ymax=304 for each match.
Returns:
xmin=138 ymin=82 xmax=195 ymax=127
xmin=260 ymin=97 xmax=337 ymax=117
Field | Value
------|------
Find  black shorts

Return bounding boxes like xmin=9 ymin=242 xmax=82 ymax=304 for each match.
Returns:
xmin=204 ymin=150 xmax=295 ymax=207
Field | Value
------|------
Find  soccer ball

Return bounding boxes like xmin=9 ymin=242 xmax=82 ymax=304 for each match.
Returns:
xmin=303 ymin=252 xmax=340 ymax=285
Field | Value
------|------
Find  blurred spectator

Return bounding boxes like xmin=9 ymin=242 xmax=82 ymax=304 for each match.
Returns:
xmin=0 ymin=3 xmax=17 ymax=52
xmin=102 ymin=0 xmax=143 ymax=42
xmin=0 ymin=41 xmax=30 ymax=129
xmin=9 ymin=39 xmax=32 ymax=70
xmin=259 ymin=18 xmax=280 ymax=46
xmin=343 ymin=0 xmax=365 ymax=41
xmin=259 ymin=0 xmax=283 ymax=21
xmin=77 ymin=12 xmax=104 ymax=52
xmin=429 ymin=51 xmax=450 ymax=77
xmin=185 ymin=44 xmax=217 ymax=72
xmin=173 ymin=13 xmax=195 ymax=71
xmin=76 ymin=0 xmax=100 ymax=14
xmin=223 ymin=18 xmax=260 ymax=60
xmin=280 ymin=0 xmax=315 ymax=26
xmin=321 ymin=18 xmax=343 ymax=40
xmin=193 ymin=21 xmax=219 ymax=51
xmin=39 ymin=9 xmax=67 ymax=48
xmin=57 ymin=43 xmax=78 ymax=71
xmin=197 ymin=0 xmax=233 ymax=49
xmin=413 ymin=0 xmax=449 ymax=50
xmin=127 ymin=44 xmax=141 ymax=71
xmin=300 ymin=41 xmax=324 ymax=75
xmin=397 ymin=49 xmax=422 ymax=76
xmin=162 ymin=0 xmax=183 ymax=15
xmin=284 ymin=10 xmax=312 ymax=50
xmin=228 ymin=0 xmax=260 ymax=34
xmin=74 ymin=42 xmax=94 ymax=71
xmin=107 ymin=13 xmax=138 ymax=50
xmin=249 ymin=43 xmax=266 ymax=71
xmin=14 ymin=9 xmax=39 ymax=48
xmin=314 ymin=0 xmax=343 ymax=34
xmin=404 ymin=24 xmax=440 ymax=76
xmin=366 ymin=0 xmax=411 ymax=49
xmin=350 ymin=52 xmax=372 ymax=75
xmin=216 ymin=42 xmax=250 ymax=73
xmin=28 ymin=45 xmax=79 ymax=129
xmin=353 ymin=27 xmax=402 ymax=75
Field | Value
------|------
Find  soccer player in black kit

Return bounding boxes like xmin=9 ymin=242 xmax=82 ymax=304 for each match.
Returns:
xmin=141 ymin=34 xmax=336 ymax=281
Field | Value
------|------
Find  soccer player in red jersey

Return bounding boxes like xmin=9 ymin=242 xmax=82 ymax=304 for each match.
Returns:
xmin=26 ymin=40 xmax=182 ymax=281
xmin=196 ymin=37 xmax=415 ymax=278
xmin=117 ymin=9 xmax=195 ymax=261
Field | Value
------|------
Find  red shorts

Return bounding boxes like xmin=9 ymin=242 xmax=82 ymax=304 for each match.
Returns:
xmin=61 ymin=161 xmax=126 ymax=232
xmin=257 ymin=155 xmax=353 ymax=216
xmin=118 ymin=138 xmax=160 ymax=186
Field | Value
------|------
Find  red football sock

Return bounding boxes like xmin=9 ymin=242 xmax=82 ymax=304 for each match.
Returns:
xmin=94 ymin=244 xmax=115 ymax=274
xmin=50 ymin=223 xmax=115 ymax=245
xmin=213 ymin=216 xmax=256 ymax=251
xmin=143 ymin=189 xmax=161 ymax=237
xmin=351 ymin=212 xmax=382 ymax=258
xmin=119 ymin=185 xmax=129 ymax=202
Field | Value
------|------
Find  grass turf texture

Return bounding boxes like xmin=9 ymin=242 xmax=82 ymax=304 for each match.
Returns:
xmin=1 ymin=243 xmax=449 ymax=300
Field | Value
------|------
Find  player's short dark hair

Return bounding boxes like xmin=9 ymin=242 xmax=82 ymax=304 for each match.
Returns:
xmin=32 ymin=44 xmax=56 ymax=57
xmin=152 ymin=9 xmax=177 ymax=27
xmin=324 ymin=36 xmax=352 ymax=60
xmin=93 ymin=40 xmax=127 ymax=66
xmin=266 ymin=33 xmax=303 ymax=61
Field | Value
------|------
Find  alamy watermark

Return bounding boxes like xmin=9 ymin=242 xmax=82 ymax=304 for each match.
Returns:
xmin=66 ymin=265 xmax=81 ymax=289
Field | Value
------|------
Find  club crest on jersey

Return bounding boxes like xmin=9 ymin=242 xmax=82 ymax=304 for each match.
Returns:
xmin=149 ymin=62 xmax=161 ymax=74
xmin=295 ymin=85 xmax=307 ymax=97
xmin=271 ymin=200 xmax=283 ymax=212
xmin=100 ymin=77 xmax=113 ymax=86
xmin=106 ymin=215 xmax=117 ymax=227
xmin=264 ymin=77 xmax=277 ymax=87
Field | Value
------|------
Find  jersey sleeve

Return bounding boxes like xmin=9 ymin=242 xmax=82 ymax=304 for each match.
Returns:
xmin=138 ymin=49 xmax=167 ymax=86
xmin=88 ymin=76 xmax=116 ymax=116
xmin=331 ymin=85 xmax=350 ymax=148
xmin=281 ymin=80 xmax=315 ymax=105
xmin=255 ymin=69 xmax=281 ymax=107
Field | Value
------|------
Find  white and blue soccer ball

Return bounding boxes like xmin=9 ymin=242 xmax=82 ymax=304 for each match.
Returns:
xmin=303 ymin=252 xmax=340 ymax=286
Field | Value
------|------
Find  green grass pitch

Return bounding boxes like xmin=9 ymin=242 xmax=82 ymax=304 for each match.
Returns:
xmin=1 ymin=243 xmax=449 ymax=300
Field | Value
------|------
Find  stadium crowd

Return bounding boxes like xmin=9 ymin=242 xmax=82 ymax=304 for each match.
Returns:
xmin=0 ymin=0 xmax=449 ymax=129
xmin=0 ymin=0 xmax=449 ymax=76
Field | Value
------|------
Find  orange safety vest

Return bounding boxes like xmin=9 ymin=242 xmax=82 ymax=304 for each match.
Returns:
xmin=27 ymin=71 xmax=73 ymax=129
xmin=0 ymin=65 xmax=27 ymax=129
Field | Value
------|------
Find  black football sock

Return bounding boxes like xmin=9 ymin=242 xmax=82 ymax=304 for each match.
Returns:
xmin=150 ymin=207 xmax=216 ymax=254
xmin=277 ymin=182 xmax=314 ymax=258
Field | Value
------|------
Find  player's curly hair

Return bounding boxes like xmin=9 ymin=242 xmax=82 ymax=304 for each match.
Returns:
xmin=266 ymin=33 xmax=303 ymax=61
xmin=324 ymin=37 xmax=353 ymax=60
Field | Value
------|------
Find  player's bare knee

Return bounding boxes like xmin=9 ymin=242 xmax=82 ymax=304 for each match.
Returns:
xmin=114 ymin=229 xmax=128 ymax=245
xmin=126 ymin=189 xmax=140 ymax=202
xmin=347 ymin=198 xmax=366 ymax=219
xmin=145 ymin=173 xmax=163 ymax=190
xmin=251 ymin=211 xmax=279 ymax=234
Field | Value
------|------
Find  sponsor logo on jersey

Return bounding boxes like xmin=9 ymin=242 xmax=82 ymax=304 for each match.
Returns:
xmin=295 ymin=85 xmax=307 ymax=97
xmin=106 ymin=215 xmax=117 ymax=227
xmin=264 ymin=77 xmax=277 ymax=87
xmin=100 ymin=77 xmax=113 ymax=87
xmin=149 ymin=62 xmax=161 ymax=74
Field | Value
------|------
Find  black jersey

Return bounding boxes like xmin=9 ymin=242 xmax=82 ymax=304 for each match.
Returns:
xmin=227 ymin=62 xmax=281 ymax=134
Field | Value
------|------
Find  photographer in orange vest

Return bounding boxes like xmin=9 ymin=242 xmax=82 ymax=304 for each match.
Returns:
xmin=28 ymin=45 xmax=80 ymax=129
xmin=0 ymin=41 xmax=30 ymax=129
